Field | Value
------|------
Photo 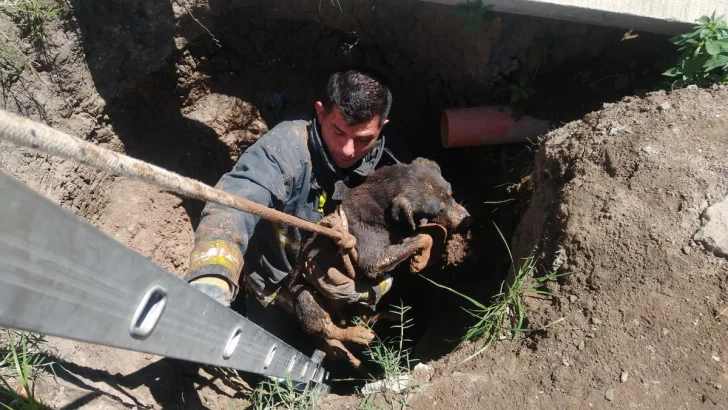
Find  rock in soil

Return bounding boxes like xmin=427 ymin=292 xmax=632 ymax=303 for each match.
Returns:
xmin=694 ymin=195 xmax=728 ymax=258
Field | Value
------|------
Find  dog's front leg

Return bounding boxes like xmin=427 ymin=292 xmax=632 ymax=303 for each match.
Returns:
xmin=358 ymin=233 xmax=434 ymax=277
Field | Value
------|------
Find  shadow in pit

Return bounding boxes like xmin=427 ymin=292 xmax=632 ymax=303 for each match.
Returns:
xmin=45 ymin=353 xmax=251 ymax=409
xmin=175 ymin=9 xmax=521 ymax=376
xmin=67 ymin=0 xmax=238 ymax=230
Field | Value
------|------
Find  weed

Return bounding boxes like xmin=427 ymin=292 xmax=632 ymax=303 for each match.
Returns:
xmin=356 ymin=302 xmax=415 ymax=383
xmin=0 ymin=0 xmax=65 ymax=80
xmin=454 ymin=0 xmax=495 ymax=34
xmin=171 ymin=0 xmax=221 ymax=49
xmin=249 ymin=375 xmax=324 ymax=410
xmin=569 ymin=124 xmax=581 ymax=137
xmin=421 ymin=224 xmax=575 ymax=364
xmin=509 ymin=73 xmax=536 ymax=104
xmin=318 ymin=0 xmax=342 ymax=13
xmin=0 ymin=30 xmax=41 ymax=79
xmin=340 ymin=36 xmax=359 ymax=56
xmin=0 ymin=40 xmax=25 ymax=71
xmin=354 ymin=302 xmax=417 ymax=408
xmin=0 ymin=329 xmax=55 ymax=409
xmin=663 ymin=11 xmax=728 ymax=88
xmin=0 ymin=0 xmax=63 ymax=46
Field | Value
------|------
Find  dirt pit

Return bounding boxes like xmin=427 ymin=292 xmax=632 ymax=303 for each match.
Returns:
xmin=2 ymin=0 xmax=728 ymax=408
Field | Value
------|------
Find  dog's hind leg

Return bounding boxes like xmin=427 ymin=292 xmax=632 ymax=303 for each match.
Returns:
xmin=293 ymin=285 xmax=375 ymax=346
xmin=323 ymin=338 xmax=362 ymax=368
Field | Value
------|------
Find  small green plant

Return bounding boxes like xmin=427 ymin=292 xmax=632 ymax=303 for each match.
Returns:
xmin=356 ymin=302 xmax=415 ymax=382
xmin=249 ymin=375 xmax=324 ymax=410
xmin=569 ymin=124 xmax=581 ymax=137
xmin=354 ymin=302 xmax=417 ymax=409
xmin=0 ymin=30 xmax=43 ymax=80
xmin=421 ymin=224 xmax=575 ymax=364
xmin=509 ymin=73 xmax=535 ymax=104
xmin=0 ymin=40 xmax=25 ymax=72
xmin=0 ymin=329 xmax=55 ymax=409
xmin=454 ymin=0 xmax=495 ymax=34
xmin=663 ymin=12 xmax=728 ymax=88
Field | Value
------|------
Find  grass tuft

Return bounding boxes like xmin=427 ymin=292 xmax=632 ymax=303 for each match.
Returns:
xmin=355 ymin=302 xmax=415 ymax=383
xmin=0 ymin=328 xmax=55 ymax=409
xmin=249 ymin=375 xmax=324 ymax=410
xmin=421 ymin=223 xmax=575 ymax=364
xmin=353 ymin=302 xmax=418 ymax=409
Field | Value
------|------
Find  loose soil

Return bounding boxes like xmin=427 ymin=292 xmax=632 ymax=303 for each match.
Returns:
xmin=2 ymin=0 xmax=727 ymax=409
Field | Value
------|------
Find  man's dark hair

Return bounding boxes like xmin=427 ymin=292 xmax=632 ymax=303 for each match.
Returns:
xmin=322 ymin=69 xmax=393 ymax=127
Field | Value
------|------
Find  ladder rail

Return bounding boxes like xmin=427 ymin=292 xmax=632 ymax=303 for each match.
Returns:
xmin=0 ymin=171 xmax=329 ymax=389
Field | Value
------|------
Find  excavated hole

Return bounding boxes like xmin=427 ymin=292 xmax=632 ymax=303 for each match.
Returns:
xmin=88 ymin=3 xmax=674 ymax=395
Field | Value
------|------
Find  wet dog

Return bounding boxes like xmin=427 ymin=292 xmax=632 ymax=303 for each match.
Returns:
xmin=286 ymin=158 xmax=472 ymax=366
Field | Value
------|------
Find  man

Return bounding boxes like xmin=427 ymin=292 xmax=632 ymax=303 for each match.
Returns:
xmin=184 ymin=69 xmax=410 ymax=346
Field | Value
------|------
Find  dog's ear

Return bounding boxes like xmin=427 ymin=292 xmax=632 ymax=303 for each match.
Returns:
xmin=390 ymin=194 xmax=417 ymax=232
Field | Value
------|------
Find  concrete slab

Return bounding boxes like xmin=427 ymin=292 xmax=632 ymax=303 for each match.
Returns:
xmin=420 ymin=0 xmax=728 ymax=35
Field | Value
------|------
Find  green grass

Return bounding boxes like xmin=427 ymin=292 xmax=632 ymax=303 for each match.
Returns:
xmin=0 ymin=329 xmax=55 ymax=409
xmin=421 ymin=224 xmax=575 ymax=365
xmin=248 ymin=375 xmax=324 ymax=410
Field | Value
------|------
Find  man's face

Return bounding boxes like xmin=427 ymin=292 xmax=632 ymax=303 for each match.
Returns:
xmin=315 ymin=101 xmax=389 ymax=169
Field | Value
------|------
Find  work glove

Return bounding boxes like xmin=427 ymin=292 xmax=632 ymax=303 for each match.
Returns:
xmin=320 ymin=214 xmax=356 ymax=251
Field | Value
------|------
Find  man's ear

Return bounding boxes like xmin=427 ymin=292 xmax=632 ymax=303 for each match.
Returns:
xmin=390 ymin=194 xmax=417 ymax=232
xmin=315 ymin=101 xmax=326 ymax=122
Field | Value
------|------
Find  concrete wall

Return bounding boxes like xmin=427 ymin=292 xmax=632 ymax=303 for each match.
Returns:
xmin=420 ymin=0 xmax=728 ymax=34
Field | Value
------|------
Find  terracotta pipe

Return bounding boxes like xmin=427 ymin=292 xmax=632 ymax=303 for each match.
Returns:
xmin=440 ymin=106 xmax=551 ymax=148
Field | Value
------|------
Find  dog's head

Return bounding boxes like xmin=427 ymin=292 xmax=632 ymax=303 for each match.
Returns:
xmin=390 ymin=157 xmax=472 ymax=232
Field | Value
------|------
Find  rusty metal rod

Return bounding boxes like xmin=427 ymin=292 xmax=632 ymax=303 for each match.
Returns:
xmin=0 ymin=109 xmax=349 ymax=243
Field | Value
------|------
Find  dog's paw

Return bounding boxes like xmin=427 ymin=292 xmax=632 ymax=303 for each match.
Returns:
xmin=410 ymin=234 xmax=434 ymax=273
xmin=410 ymin=252 xmax=429 ymax=272
xmin=346 ymin=325 xmax=376 ymax=346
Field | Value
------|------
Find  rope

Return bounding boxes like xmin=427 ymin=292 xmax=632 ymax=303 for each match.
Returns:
xmin=0 ymin=109 xmax=349 ymax=243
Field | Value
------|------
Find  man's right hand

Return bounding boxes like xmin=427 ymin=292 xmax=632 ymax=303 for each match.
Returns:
xmin=189 ymin=276 xmax=234 ymax=306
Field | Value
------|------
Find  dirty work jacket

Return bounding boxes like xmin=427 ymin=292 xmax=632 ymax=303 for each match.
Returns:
xmin=184 ymin=114 xmax=408 ymax=306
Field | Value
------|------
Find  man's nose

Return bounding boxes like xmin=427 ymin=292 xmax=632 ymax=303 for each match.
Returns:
xmin=341 ymin=138 xmax=355 ymax=157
